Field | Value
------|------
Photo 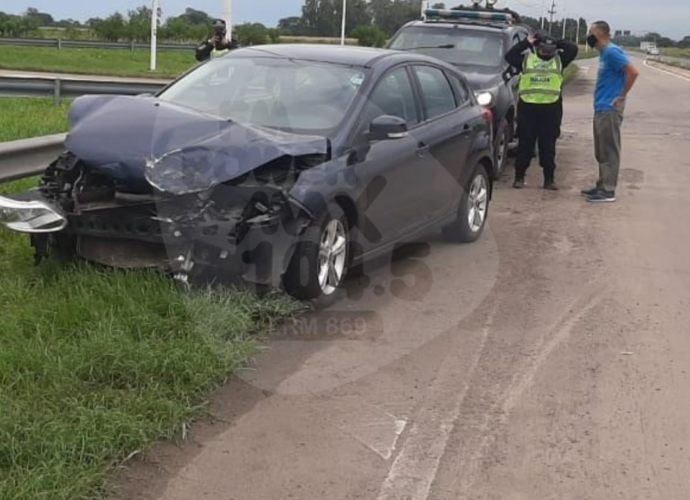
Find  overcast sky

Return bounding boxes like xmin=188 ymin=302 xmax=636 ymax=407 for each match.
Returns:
xmin=3 ymin=0 xmax=689 ymax=39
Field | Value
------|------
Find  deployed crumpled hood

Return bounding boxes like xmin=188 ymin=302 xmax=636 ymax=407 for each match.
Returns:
xmin=65 ymin=95 xmax=329 ymax=195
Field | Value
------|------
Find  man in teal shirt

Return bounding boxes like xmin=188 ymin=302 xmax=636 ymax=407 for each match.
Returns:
xmin=582 ymin=21 xmax=639 ymax=203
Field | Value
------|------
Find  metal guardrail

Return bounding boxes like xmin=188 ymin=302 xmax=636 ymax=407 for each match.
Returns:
xmin=0 ymin=36 xmax=359 ymax=51
xmin=0 ymin=37 xmax=196 ymax=52
xmin=0 ymin=134 xmax=66 ymax=182
xmin=0 ymin=76 xmax=167 ymax=104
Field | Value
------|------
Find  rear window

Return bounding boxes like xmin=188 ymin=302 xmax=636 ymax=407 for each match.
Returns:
xmin=389 ymin=27 xmax=505 ymax=68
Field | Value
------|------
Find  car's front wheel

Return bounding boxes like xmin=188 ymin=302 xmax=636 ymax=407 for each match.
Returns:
xmin=284 ymin=204 xmax=349 ymax=309
xmin=442 ymin=164 xmax=490 ymax=244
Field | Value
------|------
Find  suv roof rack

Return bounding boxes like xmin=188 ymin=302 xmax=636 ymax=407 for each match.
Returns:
xmin=423 ymin=4 xmax=523 ymax=25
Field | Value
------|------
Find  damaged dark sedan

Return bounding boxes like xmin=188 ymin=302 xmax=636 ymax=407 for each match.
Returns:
xmin=0 ymin=45 xmax=495 ymax=307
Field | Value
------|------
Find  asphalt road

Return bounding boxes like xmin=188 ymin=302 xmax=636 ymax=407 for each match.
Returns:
xmin=117 ymin=57 xmax=690 ymax=500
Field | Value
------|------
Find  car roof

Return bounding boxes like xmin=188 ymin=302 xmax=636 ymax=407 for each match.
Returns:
xmin=230 ymin=44 xmax=395 ymax=67
xmin=228 ymin=43 xmax=461 ymax=69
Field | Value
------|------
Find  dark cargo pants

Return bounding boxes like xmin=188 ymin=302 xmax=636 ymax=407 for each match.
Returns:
xmin=515 ymin=101 xmax=560 ymax=183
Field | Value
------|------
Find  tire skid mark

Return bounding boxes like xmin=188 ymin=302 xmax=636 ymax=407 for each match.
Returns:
xmin=446 ymin=285 xmax=608 ymax=499
xmin=376 ymin=301 xmax=500 ymax=500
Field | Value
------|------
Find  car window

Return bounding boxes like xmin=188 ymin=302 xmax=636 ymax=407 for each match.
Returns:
xmin=158 ymin=57 xmax=367 ymax=134
xmin=413 ymin=66 xmax=457 ymax=120
xmin=363 ymin=67 xmax=419 ymax=127
xmin=447 ymin=73 xmax=471 ymax=106
xmin=389 ymin=27 xmax=505 ymax=68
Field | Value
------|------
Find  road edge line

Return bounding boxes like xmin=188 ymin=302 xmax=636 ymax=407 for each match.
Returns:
xmin=643 ymin=59 xmax=690 ymax=83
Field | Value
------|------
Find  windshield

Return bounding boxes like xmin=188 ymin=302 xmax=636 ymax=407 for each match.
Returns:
xmin=158 ymin=56 xmax=368 ymax=134
xmin=390 ymin=27 xmax=505 ymax=68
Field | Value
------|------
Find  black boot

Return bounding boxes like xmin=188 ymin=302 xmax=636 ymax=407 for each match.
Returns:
xmin=513 ymin=177 xmax=525 ymax=189
xmin=543 ymin=179 xmax=558 ymax=191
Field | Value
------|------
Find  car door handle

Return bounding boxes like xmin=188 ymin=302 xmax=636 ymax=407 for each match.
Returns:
xmin=417 ymin=143 xmax=430 ymax=157
xmin=458 ymin=124 xmax=472 ymax=137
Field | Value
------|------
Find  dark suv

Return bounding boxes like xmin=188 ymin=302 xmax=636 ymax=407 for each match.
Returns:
xmin=388 ymin=5 xmax=530 ymax=177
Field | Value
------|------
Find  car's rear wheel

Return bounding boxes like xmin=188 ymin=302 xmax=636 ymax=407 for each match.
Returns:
xmin=284 ymin=204 xmax=349 ymax=309
xmin=442 ymin=164 xmax=490 ymax=244
xmin=494 ymin=119 xmax=510 ymax=178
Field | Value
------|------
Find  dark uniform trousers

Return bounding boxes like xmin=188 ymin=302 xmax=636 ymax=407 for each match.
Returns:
xmin=515 ymin=100 xmax=561 ymax=183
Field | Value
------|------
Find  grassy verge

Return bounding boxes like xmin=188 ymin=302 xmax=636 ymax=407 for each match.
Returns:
xmin=0 ymin=46 xmax=194 ymax=79
xmin=0 ymin=177 xmax=301 ymax=499
xmin=661 ymin=47 xmax=690 ymax=59
xmin=577 ymin=50 xmax=598 ymax=60
xmin=0 ymin=98 xmax=71 ymax=142
xmin=564 ymin=63 xmax=580 ymax=84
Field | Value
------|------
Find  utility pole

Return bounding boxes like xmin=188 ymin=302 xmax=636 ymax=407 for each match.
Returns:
xmin=541 ymin=0 xmax=546 ymax=30
xmin=576 ymin=17 xmax=581 ymax=46
xmin=224 ymin=0 xmax=233 ymax=40
xmin=421 ymin=0 xmax=430 ymax=21
xmin=340 ymin=0 xmax=347 ymax=46
xmin=547 ymin=0 xmax=556 ymax=36
xmin=562 ymin=16 xmax=567 ymax=39
xmin=150 ymin=0 xmax=159 ymax=71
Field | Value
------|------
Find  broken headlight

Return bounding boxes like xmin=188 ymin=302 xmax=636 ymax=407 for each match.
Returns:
xmin=0 ymin=195 xmax=68 ymax=233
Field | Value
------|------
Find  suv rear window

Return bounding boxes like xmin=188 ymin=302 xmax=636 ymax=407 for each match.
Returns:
xmin=389 ymin=27 xmax=505 ymax=68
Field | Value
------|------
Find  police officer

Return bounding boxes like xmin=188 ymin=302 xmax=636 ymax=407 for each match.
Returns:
xmin=195 ymin=19 xmax=239 ymax=62
xmin=506 ymin=33 xmax=578 ymax=190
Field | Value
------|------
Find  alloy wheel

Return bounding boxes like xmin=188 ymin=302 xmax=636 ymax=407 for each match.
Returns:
xmin=317 ymin=219 xmax=347 ymax=296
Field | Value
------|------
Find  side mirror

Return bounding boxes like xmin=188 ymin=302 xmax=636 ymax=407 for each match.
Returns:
xmin=369 ymin=115 xmax=409 ymax=141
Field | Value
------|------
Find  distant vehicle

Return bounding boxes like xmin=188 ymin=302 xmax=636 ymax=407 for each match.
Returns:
xmin=388 ymin=4 xmax=531 ymax=177
xmin=641 ymin=42 xmax=657 ymax=54
xmin=0 ymin=45 xmax=495 ymax=308
xmin=647 ymin=47 xmax=660 ymax=56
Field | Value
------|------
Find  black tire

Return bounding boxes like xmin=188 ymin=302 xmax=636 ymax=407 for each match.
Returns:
xmin=493 ymin=119 xmax=510 ymax=178
xmin=507 ymin=114 xmax=519 ymax=158
xmin=442 ymin=164 xmax=491 ymax=244
xmin=284 ymin=203 xmax=350 ymax=309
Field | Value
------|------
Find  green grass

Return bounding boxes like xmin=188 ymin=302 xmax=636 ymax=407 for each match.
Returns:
xmin=0 ymin=179 xmax=301 ymax=499
xmin=563 ymin=63 xmax=580 ymax=84
xmin=0 ymin=98 xmax=71 ymax=142
xmin=0 ymin=46 xmax=195 ymax=79
xmin=661 ymin=47 xmax=690 ymax=59
xmin=577 ymin=49 xmax=599 ymax=60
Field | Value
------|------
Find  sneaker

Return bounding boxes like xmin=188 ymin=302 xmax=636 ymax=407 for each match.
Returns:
xmin=586 ymin=191 xmax=616 ymax=203
xmin=513 ymin=178 xmax=525 ymax=189
xmin=543 ymin=181 xmax=559 ymax=191
xmin=581 ymin=187 xmax=600 ymax=197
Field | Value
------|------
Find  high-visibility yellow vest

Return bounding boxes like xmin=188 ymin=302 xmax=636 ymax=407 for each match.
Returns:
xmin=211 ymin=48 xmax=230 ymax=58
xmin=518 ymin=53 xmax=563 ymax=105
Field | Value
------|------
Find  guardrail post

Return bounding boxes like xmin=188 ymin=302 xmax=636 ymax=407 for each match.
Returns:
xmin=57 ymin=38 xmax=62 ymax=51
xmin=130 ymin=40 xmax=135 ymax=52
xmin=54 ymin=79 xmax=62 ymax=106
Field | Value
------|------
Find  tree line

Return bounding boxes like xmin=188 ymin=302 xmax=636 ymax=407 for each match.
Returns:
xmin=0 ymin=6 xmax=280 ymax=45
xmin=1 ymin=3 xmax=688 ymax=50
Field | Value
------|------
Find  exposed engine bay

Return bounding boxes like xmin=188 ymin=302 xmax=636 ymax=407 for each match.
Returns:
xmin=30 ymin=151 xmax=326 ymax=288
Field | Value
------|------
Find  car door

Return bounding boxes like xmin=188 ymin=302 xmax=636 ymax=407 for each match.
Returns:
xmin=410 ymin=64 xmax=476 ymax=220
xmin=349 ymin=66 xmax=430 ymax=251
